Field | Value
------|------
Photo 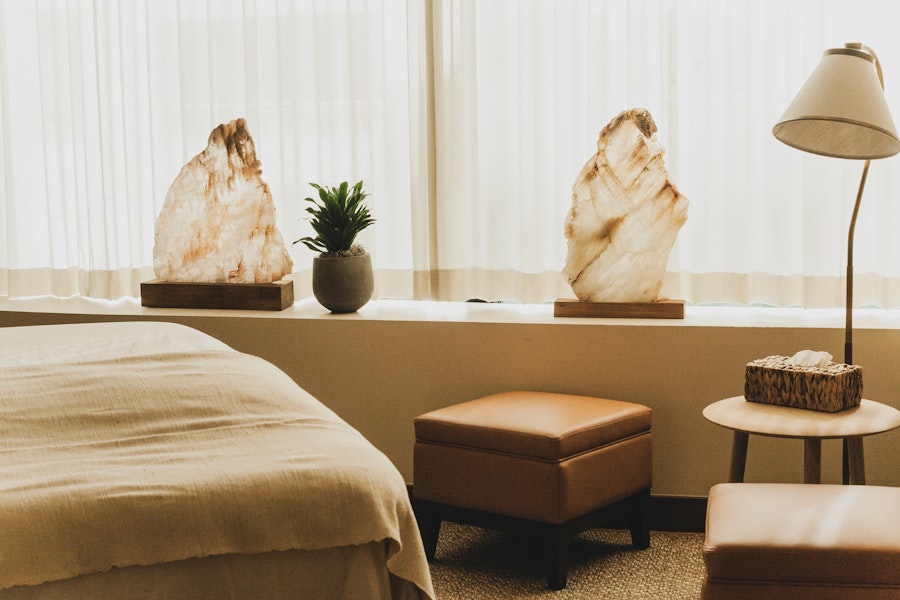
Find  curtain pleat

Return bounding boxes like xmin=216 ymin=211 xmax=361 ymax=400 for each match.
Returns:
xmin=429 ymin=0 xmax=900 ymax=307
xmin=3 ymin=0 xmax=900 ymax=308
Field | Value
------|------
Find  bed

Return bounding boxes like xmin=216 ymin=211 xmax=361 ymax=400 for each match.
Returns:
xmin=0 ymin=321 xmax=434 ymax=599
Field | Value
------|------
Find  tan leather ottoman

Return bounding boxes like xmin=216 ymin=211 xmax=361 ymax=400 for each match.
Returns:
xmin=413 ymin=391 xmax=653 ymax=589
xmin=703 ymin=483 xmax=900 ymax=600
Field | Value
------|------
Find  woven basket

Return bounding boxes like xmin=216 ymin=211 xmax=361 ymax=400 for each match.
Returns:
xmin=744 ymin=355 xmax=862 ymax=413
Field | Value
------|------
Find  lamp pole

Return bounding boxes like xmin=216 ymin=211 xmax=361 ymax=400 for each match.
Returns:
xmin=844 ymin=159 xmax=870 ymax=366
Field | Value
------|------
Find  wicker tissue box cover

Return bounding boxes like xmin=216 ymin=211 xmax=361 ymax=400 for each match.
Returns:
xmin=744 ymin=355 xmax=863 ymax=413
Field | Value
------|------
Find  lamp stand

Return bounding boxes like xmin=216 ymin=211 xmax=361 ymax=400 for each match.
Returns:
xmin=844 ymin=159 xmax=871 ymax=366
xmin=773 ymin=43 xmax=899 ymax=485
xmin=842 ymin=160 xmax=871 ymax=484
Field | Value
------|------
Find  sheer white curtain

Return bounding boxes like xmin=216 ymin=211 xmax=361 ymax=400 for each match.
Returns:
xmin=665 ymin=0 xmax=900 ymax=308
xmin=426 ymin=0 xmax=900 ymax=306
xmin=3 ymin=0 xmax=900 ymax=308
xmin=0 ymin=0 xmax=416 ymax=299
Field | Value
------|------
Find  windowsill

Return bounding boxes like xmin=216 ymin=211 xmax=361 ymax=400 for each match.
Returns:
xmin=4 ymin=295 xmax=900 ymax=329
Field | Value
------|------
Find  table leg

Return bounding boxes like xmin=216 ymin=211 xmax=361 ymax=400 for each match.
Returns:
xmin=729 ymin=431 xmax=749 ymax=483
xmin=842 ymin=438 xmax=850 ymax=484
xmin=846 ymin=437 xmax=866 ymax=485
xmin=803 ymin=438 xmax=821 ymax=484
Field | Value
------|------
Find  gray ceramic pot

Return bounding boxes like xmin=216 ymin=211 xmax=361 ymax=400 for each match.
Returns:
xmin=312 ymin=252 xmax=374 ymax=313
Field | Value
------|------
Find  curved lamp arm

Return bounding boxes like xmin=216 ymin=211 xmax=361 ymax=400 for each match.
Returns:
xmin=844 ymin=44 xmax=883 ymax=365
xmin=773 ymin=42 xmax=900 ymax=365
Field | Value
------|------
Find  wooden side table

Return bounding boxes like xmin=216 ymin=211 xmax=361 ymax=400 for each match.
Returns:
xmin=703 ymin=396 xmax=900 ymax=484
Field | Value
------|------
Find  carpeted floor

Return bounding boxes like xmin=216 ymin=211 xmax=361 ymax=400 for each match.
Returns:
xmin=428 ymin=522 xmax=706 ymax=599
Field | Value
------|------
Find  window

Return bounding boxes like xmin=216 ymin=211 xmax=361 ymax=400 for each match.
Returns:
xmin=3 ymin=0 xmax=900 ymax=307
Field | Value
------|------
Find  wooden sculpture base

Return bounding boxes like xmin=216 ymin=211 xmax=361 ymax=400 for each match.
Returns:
xmin=553 ymin=298 xmax=684 ymax=319
xmin=141 ymin=278 xmax=294 ymax=311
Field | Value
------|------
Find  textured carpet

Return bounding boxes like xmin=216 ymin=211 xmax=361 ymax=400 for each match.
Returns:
xmin=429 ymin=522 xmax=706 ymax=599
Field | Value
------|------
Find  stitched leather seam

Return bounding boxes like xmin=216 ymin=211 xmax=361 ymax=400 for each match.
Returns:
xmin=415 ymin=430 xmax=651 ymax=463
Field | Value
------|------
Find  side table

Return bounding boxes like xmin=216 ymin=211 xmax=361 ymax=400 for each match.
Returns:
xmin=703 ymin=396 xmax=900 ymax=484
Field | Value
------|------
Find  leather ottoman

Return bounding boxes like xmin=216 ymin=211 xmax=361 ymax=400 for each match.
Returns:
xmin=703 ymin=483 xmax=900 ymax=599
xmin=413 ymin=391 xmax=653 ymax=589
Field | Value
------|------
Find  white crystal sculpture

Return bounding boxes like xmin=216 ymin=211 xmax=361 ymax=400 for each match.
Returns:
xmin=563 ymin=108 xmax=688 ymax=303
xmin=153 ymin=118 xmax=293 ymax=283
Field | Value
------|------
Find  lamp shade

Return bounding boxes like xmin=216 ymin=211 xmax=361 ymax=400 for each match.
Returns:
xmin=773 ymin=46 xmax=900 ymax=159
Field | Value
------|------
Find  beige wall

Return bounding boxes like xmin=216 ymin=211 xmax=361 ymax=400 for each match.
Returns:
xmin=2 ymin=301 xmax=899 ymax=497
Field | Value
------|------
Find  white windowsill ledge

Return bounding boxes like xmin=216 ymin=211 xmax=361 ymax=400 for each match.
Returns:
xmin=3 ymin=296 xmax=900 ymax=330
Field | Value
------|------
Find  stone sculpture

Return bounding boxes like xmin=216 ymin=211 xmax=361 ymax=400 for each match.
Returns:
xmin=563 ymin=109 xmax=688 ymax=303
xmin=153 ymin=118 xmax=293 ymax=283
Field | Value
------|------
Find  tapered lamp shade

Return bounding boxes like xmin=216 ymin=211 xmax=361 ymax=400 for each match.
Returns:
xmin=773 ymin=46 xmax=900 ymax=159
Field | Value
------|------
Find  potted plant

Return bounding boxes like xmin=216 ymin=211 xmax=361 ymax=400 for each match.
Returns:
xmin=294 ymin=180 xmax=376 ymax=313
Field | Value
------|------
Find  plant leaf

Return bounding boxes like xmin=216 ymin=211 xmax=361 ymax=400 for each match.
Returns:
xmin=296 ymin=180 xmax=375 ymax=254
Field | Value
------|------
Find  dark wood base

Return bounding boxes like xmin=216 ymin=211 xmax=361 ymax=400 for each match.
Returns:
xmin=413 ymin=489 xmax=651 ymax=590
xmin=140 ymin=278 xmax=294 ymax=311
xmin=554 ymin=298 xmax=685 ymax=319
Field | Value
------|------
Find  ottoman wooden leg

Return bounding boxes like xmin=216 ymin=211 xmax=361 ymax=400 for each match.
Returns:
xmin=543 ymin=525 xmax=569 ymax=590
xmin=413 ymin=500 xmax=442 ymax=560
xmin=629 ymin=489 xmax=651 ymax=549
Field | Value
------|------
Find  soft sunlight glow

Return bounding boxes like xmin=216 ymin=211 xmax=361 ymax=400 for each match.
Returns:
xmin=3 ymin=1 xmax=900 ymax=307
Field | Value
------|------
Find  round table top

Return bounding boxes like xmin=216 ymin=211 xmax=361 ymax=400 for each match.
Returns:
xmin=703 ymin=396 xmax=900 ymax=439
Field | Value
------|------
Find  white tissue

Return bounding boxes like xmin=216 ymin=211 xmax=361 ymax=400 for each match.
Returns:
xmin=786 ymin=350 xmax=833 ymax=368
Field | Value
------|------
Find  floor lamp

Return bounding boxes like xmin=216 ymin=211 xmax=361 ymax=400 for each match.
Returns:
xmin=773 ymin=43 xmax=900 ymax=366
xmin=774 ymin=43 xmax=900 ymax=484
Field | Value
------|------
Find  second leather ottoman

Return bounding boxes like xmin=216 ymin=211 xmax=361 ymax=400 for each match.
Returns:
xmin=413 ymin=390 xmax=653 ymax=589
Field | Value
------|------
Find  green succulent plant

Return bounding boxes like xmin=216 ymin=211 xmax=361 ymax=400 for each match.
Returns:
xmin=294 ymin=180 xmax=375 ymax=256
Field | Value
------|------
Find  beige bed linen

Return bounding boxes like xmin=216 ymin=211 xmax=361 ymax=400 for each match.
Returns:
xmin=0 ymin=321 xmax=434 ymax=599
xmin=0 ymin=541 xmax=424 ymax=600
